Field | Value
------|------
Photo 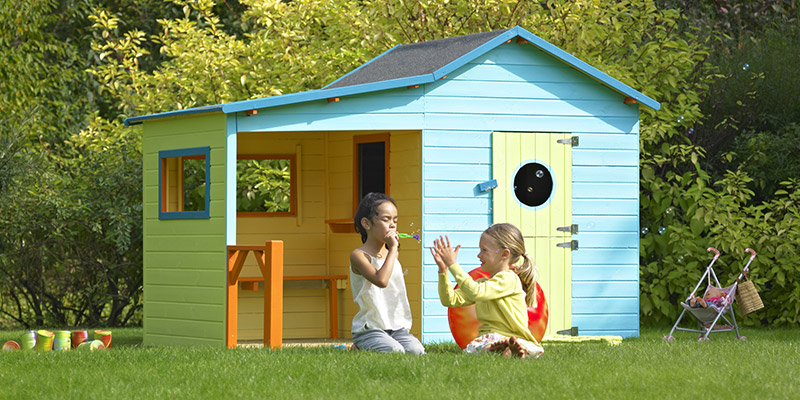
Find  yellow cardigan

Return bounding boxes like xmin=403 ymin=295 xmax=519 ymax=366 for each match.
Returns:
xmin=438 ymin=263 xmax=538 ymax=344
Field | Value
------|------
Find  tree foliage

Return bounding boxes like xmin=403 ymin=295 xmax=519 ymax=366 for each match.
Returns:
xmin=2 ymin=0 xmax=799 ymax=328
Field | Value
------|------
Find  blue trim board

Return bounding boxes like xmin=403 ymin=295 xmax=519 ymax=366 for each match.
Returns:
xmin=222 ymin=75 xmax=431 ymax=114
xmin=125 ymin=105 xmax=223 ymax=126
xmin=511 ymin=26 xmax=660 ymax=110
xmin=431 ymin=30 xmax=518 ymax=80
xmin=225 ymin=116 xmax=237 ymax=245
xmin=158 ymin=146 xmax=211 ymax=220
xmin=125 ymin=26 xmax=659 ymax=124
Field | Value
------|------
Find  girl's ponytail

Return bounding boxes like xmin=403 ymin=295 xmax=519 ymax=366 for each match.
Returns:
xmin=515 ymin=253 xmax=538 ymax=309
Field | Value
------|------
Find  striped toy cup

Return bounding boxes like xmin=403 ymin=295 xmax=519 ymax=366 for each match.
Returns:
xmin=71 ymin=330 xmax=89 ymax=348
xmin=77 ymin=340 xmax=105 ymax=351
xmin=53 ymin=330 xmax=71 ymax=351
xmin=94 ymin=330 xmax=111 ymax=348
xmin=20 ymin=330 xmax=37 ymax=350
xmin=35 ymin=330 xmax=54 ymax=351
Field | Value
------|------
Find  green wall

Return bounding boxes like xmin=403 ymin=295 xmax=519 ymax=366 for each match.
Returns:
xmin=142 ymin=113 xmax=227 ymax=346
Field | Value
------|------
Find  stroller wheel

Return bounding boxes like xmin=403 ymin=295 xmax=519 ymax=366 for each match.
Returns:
xmin=738 ymin=336 xmax=747 ymax=341
xmin=663 ymin=336 xmax=675 ymax=342
xmin=698 ymin=336 xmax=710 ymax=342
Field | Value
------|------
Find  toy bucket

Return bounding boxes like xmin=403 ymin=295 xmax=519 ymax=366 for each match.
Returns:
xmin=71 ymin=330 xmax=89 ymax=348
xmin=94 ymin=330 xmax=111 ymax=348
xmin=20 ymin=330 xmax=37 ymax=350
xmin=2 ymin=340 xmax=20 ymax=351
xmin=35 ymin=330 xmax=54 ymax=351
xmin=53 ymin=331 xmax=71 ymax=351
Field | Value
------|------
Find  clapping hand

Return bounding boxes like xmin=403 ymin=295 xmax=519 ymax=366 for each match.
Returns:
xmin=430 ymin=235 xmax=460 ymax=274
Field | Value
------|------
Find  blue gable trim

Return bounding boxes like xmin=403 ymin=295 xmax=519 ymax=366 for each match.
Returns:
xmin=126 ymin=25 xmax=659 ymax=123
xmin=511 ymin=27 xmax=661 ymax=111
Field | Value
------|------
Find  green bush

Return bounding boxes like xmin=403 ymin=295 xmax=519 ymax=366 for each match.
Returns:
xmin=640 ymin=170 xmax=800 ymax=326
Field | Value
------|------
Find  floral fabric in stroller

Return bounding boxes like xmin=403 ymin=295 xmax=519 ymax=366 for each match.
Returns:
xmin=664 ymin=248 xmax=757 ymax=342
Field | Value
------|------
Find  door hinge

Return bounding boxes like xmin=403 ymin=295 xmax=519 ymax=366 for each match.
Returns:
xmin=557 ymin=136 xmax=579 ymax=147
xmin=557 ymin=224 xmax=579 ymax=234
xmin=556 ymin=240 xmax=579 ymax=250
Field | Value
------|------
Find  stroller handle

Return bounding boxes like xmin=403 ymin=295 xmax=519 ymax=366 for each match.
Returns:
xmin=707 ymin=247 xmax=720 ymax=259
xmin=745 ymin=248 xmax=756 ymax=259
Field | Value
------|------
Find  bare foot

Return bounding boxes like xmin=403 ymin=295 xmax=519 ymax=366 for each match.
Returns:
xmin=508 ymin=336 xmax=529 ymax=359
xmin=347 ymin=343 xmax=358 ymax=352
xmin=485 ymin=339 xmax=509 ymax=355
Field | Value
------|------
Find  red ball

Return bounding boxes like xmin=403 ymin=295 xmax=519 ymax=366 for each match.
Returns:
xmin=447 ymin=267 xmax=549 ymax=349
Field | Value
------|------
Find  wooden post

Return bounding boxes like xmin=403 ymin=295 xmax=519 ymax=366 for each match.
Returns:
xmin=328 ymin=278 xmax=338 ymax=339
xmin=226 ymin=249 xmax=247 ymax=348
xmin=261 ymin=241 xmax=284 ymax=348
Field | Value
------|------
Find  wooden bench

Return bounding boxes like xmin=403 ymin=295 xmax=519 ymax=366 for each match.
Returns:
xmin=238 ymin=275 xmax=348 ymax=339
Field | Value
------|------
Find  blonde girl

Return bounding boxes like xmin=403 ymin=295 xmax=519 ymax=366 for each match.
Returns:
xmin=431 ymin=223 xmax=543 ymax=358
xmin=349 ymin=192 xmax=425 ymax=354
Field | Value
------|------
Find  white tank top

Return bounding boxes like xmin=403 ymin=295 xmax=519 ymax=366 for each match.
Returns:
xmin=350 ymin=251 xmax=413 ymax=333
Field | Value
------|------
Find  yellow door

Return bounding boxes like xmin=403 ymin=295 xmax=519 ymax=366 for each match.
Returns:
xmin=492 ymin=131 xmax=574 ymax=337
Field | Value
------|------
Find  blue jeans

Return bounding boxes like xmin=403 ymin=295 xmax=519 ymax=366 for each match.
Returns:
xmin=352 ymin=327 xmax=425 ymax=354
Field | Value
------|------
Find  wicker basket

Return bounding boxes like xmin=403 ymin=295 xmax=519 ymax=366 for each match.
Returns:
xmin=736 ymin=279 xmax=764 ymax=315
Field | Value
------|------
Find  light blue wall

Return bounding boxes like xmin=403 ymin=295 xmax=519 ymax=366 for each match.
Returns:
xmin=232 ymin=41 xmax=642 ymax=342
xmin=420 ymin=42 xmax=640 ymax=341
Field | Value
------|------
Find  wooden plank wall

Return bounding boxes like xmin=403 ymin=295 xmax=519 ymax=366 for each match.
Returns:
xmin=235 ymin=131 xmax=330 ymax=340
xmin=234 ymin=130 xmax=422 ymax=340
xmin=420 ymin=42 xmax=641 ymax=341
xmin=142 ymin=113 xmax=227 ymax=346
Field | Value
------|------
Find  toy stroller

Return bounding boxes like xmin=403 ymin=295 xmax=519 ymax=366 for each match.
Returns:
xmin=664 ymin=247 xmax=757 ymax=342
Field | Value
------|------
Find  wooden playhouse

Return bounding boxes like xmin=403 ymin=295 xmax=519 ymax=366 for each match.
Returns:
xmin=126 ymin=26 xmax=659 ymax=347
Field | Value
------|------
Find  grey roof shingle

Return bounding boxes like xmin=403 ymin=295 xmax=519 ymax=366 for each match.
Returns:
xmin=324 ymin=29 xmax=511 ymax=89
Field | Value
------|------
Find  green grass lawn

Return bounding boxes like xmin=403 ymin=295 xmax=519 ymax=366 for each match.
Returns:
xmin=1 ymin=327 xmax=799 ymax=399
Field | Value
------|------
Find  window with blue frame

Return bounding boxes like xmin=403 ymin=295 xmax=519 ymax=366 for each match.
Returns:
xmin=158 ymin=147 xmax=211 ymax=219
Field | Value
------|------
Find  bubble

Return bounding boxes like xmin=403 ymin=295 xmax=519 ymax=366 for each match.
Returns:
xmin=678 ymin=255 xmax=684 ymax=263
xmin=409 ymin=222 xmax=414 ymax=227
xmin=527 ymin=186 xmax=533 ymax=192
xmin=641 ymin=227 xmax=650 ymax=235
xmin=665 ymin=207 xmax=674 ymax=215
xmin=513 ymin=186 xmax=517 ymax=190
xmin=742 ymin=63 xmax=750 ymax=71
xmin=658 ymin=226 xmax=666 ymax=234
xmin=536 ymin=170 xmax=544 ymax=178
xmin=687 ymin=128 xmax=695 ymax=135
xmin=677 ymin=115 xmax=685 ymax=124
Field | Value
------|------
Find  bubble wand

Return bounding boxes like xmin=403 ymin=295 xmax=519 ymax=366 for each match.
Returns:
xmin=398 ymin=233 xmax=420 ymax=241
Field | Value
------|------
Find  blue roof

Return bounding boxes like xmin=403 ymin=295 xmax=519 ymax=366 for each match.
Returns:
xmin=125 ymin=26 xmax=659 ymax=126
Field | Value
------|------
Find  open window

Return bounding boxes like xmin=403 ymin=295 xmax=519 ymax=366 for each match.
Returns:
xmin=352 ymin=133 xmax=390 ymax=214
xmin=159 ymin=146 xmax=210 ymax=220
xmin=237 ymin=154 xmax=297 ymax=217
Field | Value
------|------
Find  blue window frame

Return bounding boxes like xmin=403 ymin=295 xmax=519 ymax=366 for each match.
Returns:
xmin=158 ymin=146 xmax=211 ymax=220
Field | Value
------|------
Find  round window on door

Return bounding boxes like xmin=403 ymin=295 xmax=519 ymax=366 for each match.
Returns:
xmin=512 ymin=161 xmax=555 ymax=209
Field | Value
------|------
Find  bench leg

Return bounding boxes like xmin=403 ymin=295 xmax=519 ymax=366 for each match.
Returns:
xmin=328 ymin=279 xmax=338 ymax=339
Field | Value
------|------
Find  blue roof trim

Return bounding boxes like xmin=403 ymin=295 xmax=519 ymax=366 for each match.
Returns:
xmin=512 ymin=27 xmax=661 ymax=111
xmin=431 ymin=30 xmax=518 ymax=80
xmin=222 ymin=74 xmax=433 ymax=114
xmin=125 ymin=25 xmax=659 ymax=124
xmin=321 ymin=44 xmax=402 ymax=89
xmin=124 ymin=104 xmax=224 ymax=126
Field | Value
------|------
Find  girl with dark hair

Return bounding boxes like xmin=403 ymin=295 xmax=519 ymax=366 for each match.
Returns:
xmin=348 ymin=192 xmax=424 ymax=354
